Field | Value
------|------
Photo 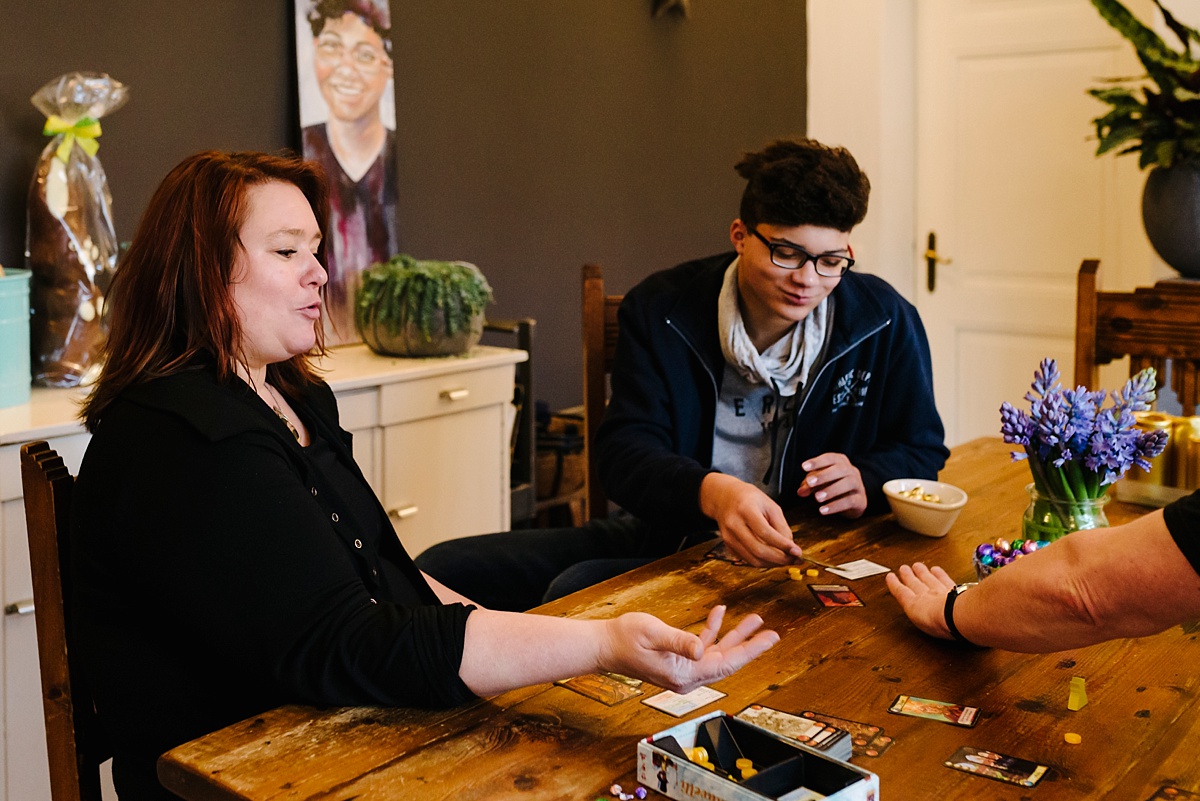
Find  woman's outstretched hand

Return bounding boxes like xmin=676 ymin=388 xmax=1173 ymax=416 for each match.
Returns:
xmin=599 ymin=605 xmax=779 ymax=694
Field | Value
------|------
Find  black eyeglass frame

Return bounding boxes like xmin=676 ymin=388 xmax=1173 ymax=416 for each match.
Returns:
xmin=748 ymin=228 xmax=855 ymax=277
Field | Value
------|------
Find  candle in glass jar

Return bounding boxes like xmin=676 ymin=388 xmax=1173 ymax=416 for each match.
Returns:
xmin=1173 ymin=416 xmax=1200 ymax=489
xmin=1132 ymin=411 xmax=1174 ymax=486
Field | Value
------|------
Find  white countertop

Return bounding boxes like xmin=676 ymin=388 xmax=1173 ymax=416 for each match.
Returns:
xmin=0 ymin=344 xmax=527 ymax=446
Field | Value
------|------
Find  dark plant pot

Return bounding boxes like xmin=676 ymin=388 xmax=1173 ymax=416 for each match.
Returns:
xmin=360 ymin=308 xmax=484 ymax=358
xmin=1143 ymin=162 xmax=1200 ymax=278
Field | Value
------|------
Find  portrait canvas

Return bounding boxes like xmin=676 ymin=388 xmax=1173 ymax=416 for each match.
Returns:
xmin=295 ymin=0 xmax=399 ymax=346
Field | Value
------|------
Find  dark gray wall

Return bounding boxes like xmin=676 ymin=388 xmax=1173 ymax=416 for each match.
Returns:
xmin=0 ymin=2 xmax=805 ymax=410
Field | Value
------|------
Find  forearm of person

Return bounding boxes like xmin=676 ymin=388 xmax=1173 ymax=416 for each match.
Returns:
xmin=954 ymin=511 xmax=1200 ymax=651
xmin=458 ymin=610 xmax=606 ymax=696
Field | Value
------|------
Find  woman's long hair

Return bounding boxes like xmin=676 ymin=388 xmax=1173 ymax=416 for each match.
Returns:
xmin=81 ymin=150 xmax=331 ymax=432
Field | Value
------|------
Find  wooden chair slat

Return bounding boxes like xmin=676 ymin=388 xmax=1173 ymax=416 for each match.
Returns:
xmin=581 ymin=264 xmax=623 ymax=520
xmin=20 ymin=440 xmax=106 ymax=801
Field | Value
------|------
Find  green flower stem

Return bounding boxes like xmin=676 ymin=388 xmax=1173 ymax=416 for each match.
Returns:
xmin=1024 ymin=446 xmax=1052 ymax=497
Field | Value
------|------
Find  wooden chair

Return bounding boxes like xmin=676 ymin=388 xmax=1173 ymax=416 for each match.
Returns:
xmin=20 ymin=441 xmax=107 ymax=801
xmin=581 ymin=263 xmax=623 ymax=520
xmin=483 ymin=318 xmax=537 ymax=526
xmin=1075 ymin=259 xmax=1200 ymax=410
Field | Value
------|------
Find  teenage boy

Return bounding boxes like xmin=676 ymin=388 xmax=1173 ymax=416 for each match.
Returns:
xmin=416 ymin=137 xmax=949 ymax=611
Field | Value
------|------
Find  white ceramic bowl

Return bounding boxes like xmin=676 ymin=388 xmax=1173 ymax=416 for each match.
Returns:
xmin=883 ymin=478 xmax=968 ymax=537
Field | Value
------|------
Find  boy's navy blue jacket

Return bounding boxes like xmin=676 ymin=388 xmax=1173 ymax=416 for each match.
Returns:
xmin=594 ymin=252 xmax=949 ymax=545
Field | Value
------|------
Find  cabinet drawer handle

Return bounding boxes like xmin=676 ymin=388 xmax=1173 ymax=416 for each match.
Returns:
xmin=4 ymin=599 xmax=34 ymax=616
xmin=440 ymin=388 xmax=470 ymax=401
xmin=389 ymin=505 xmax=419 ymax=520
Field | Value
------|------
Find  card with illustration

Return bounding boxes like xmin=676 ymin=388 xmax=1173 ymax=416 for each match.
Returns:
xmin=888 ymin=694 xmax=978 ymax=727
xmin=736 ymin=705 xmax=842 ymax=748
xmin=801 ymin=710 xmax=894 ymax=758
xmin=944 ymin=746 xmax=1048 ymax=787
xmin=703 ymin=542 xmax=747 ymax=566
xmin=809 ymin=583 xmax=865 ymax=608
xmin=555 ymin=672 xmax=644 ymax=705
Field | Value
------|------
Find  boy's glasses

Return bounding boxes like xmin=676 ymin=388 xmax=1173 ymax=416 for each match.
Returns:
xmin=750 ymin=228 xmax=854 ymax=277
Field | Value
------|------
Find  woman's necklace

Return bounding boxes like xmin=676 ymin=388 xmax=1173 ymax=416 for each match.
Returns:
xmin=264 ymin=383 xmax=300 ymax=442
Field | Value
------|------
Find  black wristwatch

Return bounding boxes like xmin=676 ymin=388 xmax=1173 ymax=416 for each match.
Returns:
xmin=943 ymin=582 xmax=985 ymax=648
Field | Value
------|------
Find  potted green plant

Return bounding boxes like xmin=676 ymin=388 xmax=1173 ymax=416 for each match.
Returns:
xmin=354 ymin=254 xmax=493 ymax=357
xmin=1088 ymin=0 xmax=1200 ymax=276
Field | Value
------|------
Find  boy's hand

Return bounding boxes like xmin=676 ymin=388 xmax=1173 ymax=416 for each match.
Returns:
xmin=797 ymin=453 xmax=867 ymax=518
xmin=700 ymin=473 xmax=804 ymax=566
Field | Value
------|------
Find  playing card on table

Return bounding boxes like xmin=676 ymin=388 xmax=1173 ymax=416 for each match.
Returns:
xmin=944 ymin=746 xmax=1048 ymax=787
xmin=826 ymin=559 xmax=890 ymax=580
xmin=642 ymin=685 xmax=726 ymax=717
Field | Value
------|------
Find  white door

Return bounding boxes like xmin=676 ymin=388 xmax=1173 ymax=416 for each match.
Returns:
xmin=915 ymin=0 xmax=1155 ymax=445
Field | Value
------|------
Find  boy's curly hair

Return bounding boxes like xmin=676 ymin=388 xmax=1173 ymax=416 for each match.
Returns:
xmin=736 ymin=138 xmax=870 ymax=232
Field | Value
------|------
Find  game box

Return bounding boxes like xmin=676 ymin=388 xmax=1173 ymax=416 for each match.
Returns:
xmin=637 ymin=711 xmax=880 ymax=801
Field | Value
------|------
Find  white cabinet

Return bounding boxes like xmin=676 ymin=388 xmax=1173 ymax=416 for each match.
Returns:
xmin=0 ymin=343 xmax=524 ymax=801
xmin=316 ymin=344 xmax=525 ymax=556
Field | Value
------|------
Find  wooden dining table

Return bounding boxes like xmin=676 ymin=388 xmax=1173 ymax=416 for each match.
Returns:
xmin=158 ymin=437 xmax=1200 ymax=800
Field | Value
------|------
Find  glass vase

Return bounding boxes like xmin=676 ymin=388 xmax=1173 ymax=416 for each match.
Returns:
xmin=1021 ymin=483 xmax=1109 ymax=543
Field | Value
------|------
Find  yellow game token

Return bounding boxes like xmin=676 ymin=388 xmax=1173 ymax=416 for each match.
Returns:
xmin=788 ymin=567 xmax=803 ymax=581
xmin=735 ymin=758 xmax=753 ymax=770
xmin=806 ymin=568 xmax=819 ymax=577
xmin=686 ymin=746 xmax=709 ymax=763
xmin=1064 ymin=732 xmax=1082 ymax=744
xmin=741 ymin=768 xmax=758 ymax=779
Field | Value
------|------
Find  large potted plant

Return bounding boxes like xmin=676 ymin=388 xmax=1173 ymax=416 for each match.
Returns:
xmin=354 ymin=254 xmax=493 ymax=357
xmin=1089 ymin=0 xmax=1200 ymax=276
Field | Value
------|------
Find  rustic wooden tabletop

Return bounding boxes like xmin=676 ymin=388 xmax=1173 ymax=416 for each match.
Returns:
xmin=158 ymin=438 xmax=1200 ymax=800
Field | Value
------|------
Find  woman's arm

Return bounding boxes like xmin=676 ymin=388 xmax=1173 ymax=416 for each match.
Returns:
xmin=458 ymin=605 xmax=778 ymax=697
xmin=886 ymin=510 xmax=1200 ymax=652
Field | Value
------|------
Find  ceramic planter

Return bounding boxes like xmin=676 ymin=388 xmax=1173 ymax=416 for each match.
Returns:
xmin=1142 ymin=162 xmax=1200 ymax=278
xmin=360 ymin=307 xmax=484 ymax=358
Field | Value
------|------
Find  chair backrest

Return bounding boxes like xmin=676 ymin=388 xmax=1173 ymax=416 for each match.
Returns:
xmin=483 ymin=318 xmax=537 ymax=525
xmin=20 ymin=441 xmax=105 ymax=801
xmin=1075 ymin=259 xmax=1200 ymax=411
xmin=581 ymin=263 xmax=623 ymax=520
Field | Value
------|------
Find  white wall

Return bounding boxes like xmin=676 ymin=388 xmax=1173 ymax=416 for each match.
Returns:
xmin=806 ymin=0 xmax=916 ymax=298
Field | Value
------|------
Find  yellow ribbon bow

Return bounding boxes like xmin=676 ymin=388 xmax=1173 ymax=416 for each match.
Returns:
xmin=42 ymin=115 xmax=102 ymax=163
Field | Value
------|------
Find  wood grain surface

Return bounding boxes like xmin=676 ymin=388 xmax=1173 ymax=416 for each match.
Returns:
xmin=158 ymin=438 xmax=1200 ymax=800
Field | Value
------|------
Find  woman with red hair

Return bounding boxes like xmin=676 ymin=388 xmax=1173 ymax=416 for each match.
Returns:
xmin=72 ymin=150 xmax=777 ymax=800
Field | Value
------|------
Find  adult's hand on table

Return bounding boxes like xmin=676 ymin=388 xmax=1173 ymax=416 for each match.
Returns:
xmin=796 ymin=453 xmax=867 ymax=518
xmin=599 ymin=605 xmax=780 ymax=694
xmin=886 ymin=562 xmax=956 ymax=640
xmin=700 ymin=472 xmax=803 ymax=566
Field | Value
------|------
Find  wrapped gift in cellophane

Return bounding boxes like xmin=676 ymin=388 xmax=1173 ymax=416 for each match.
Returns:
xmin=26 ymin=71 xmax=128 ymax=387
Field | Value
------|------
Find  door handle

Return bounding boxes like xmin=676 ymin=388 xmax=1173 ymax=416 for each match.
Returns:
xmin=389 ymin=505 xmax=419 ymax=520
xmin=4 ymin=599 xmax=34 ymax=616
xmin=924 ymin=231 xmax=952 ymax=292
xmin=440 ymin=388 xmax=470 ymax=401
